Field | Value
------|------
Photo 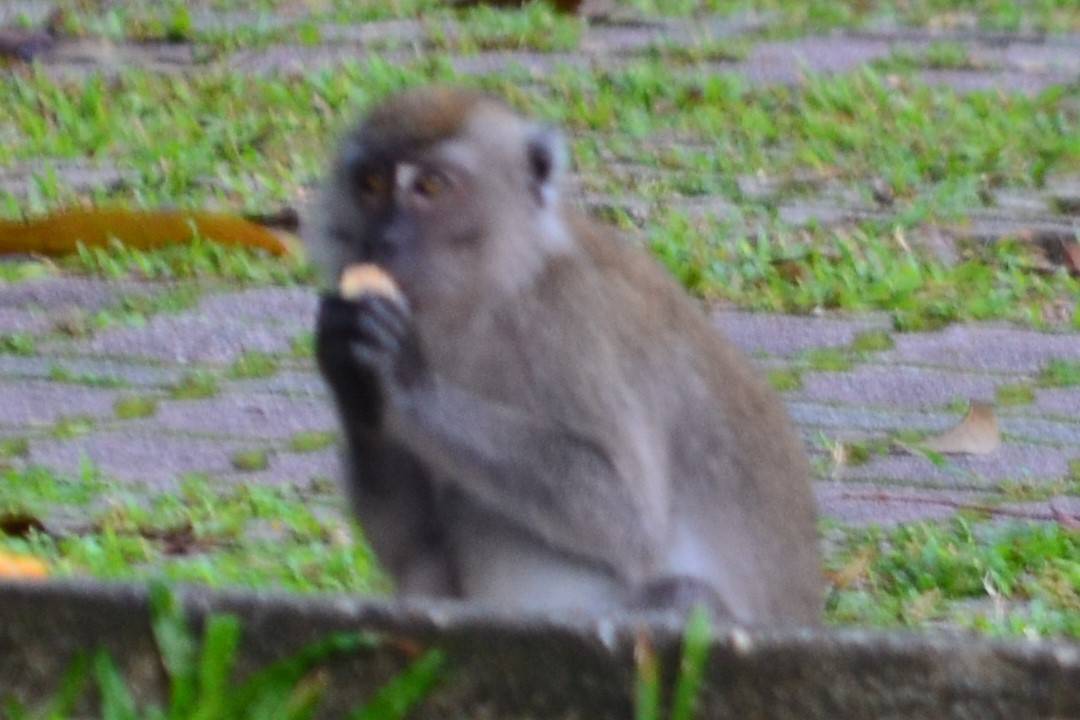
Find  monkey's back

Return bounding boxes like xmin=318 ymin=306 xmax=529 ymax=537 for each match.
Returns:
xmin=567 ymin=212 xmax=823 ymax=625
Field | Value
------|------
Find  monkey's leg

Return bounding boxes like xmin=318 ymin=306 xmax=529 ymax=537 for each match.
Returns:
xmin=628 ymin=576 xmax=735 ymax=622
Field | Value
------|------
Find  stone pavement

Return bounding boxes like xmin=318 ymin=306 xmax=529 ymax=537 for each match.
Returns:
xmin=0 ymin=3 xmax=1078 ymax=536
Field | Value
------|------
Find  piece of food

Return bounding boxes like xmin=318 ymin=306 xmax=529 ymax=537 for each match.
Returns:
xmin=339 ymin=263 xmax=403 ymax=302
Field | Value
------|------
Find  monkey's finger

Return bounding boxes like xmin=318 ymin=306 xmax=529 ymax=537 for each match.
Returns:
xmin=355 ymin=295 xmax=412 ymax=340
xmin=348 ymin=342 xmax=394 ymax=378
xmin=355 ymin=312 xmax=404 ymax=355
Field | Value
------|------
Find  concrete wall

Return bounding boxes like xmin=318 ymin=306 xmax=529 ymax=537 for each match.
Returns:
xmin=1 ymin=580 xmax=1077 ymax=719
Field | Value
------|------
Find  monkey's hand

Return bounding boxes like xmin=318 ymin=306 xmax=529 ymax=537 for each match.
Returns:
xmin=339 ymin=293 xmax=430 ymax=396
xmin=316 ymin=293 xmax=388 ymax=429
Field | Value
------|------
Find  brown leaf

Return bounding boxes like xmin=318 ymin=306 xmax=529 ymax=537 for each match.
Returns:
xmin=0 ymin=30 xmax=55 ymax=62
xmin=1063 ymin=240 xmax=1080 ymax=276
xmin=0 ymin=512 xmax=46 ymax=538
xmin=826 ymin=547 xmax=874 ymax=590
xmin=921 ymin=401 xmax=1000 ymax=455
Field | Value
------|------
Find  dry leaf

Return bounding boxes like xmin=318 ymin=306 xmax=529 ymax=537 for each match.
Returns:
xmin=825 ymin=547 xmax=874 ymax=590
xmin=921 ymin=401 xmax=1001 ymax=455
xmin=1063 ymin=241 xmax=1080 ymax=276
xmin=0 ymin=551 xmax=48 ymax=579
xmin=0 ymin=29 xmax=55 ymax=62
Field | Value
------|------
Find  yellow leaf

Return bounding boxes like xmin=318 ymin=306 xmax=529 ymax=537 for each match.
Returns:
xmin=0 ymin=207 xmax=301 ymax=258
xmin=0 ymin=551 xmax=48 ymax=579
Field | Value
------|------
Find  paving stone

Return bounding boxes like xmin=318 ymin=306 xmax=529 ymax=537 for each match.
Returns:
xmin=221 ymin=448 xmax=342 ymax=490
xmin=789 ymin=401 xmax=956 ymax=434
xmin=879 ymin=324 xmax=1080 ymax=374
xmin=1033 ymin=387 xmax=1080 ymax=418
xmin=999 ymin=416 xmax=1080 ymax=447
xmin=318 ymin=19 xmax=426 ymax=45
xmin=40 ymin=38 xmax=196 ymax=77
xmin=840 ymin=442 xmax=1075 ymax=488
xmin=0 ymin=276 xmax=150 ymax=314
xmin=712 ymin=310 xmax=891 ymax=357
xmin=796 ymin=365 xmax=1012 ymax=409
xmin=151 ymin=393 xmax=335 ymax=440
xmin=1000 ymin=42 xmax=1080 ymax=73
xmin=916 ymin=69 xmax=1075 ymax=95
xmin=71 ymin=313 xmax=295 ymax=363
xmin=226 ymin=44 xmax=415 ymax=75
xmin=0 ymin=380 xmax=121 ymax=427
xmin=196 ymin=287 xmax=317 ymax=327
xmin=0 ymin=307 xmax=50 ymax=335
xmin=0 ymin=355 xmax=179 ymax=387
xmin=45 ymin=358 xmax=183 ymax=388
xmin=1002 ymin=496 xmax=1080 ymax=524
xmin=188 ymin=9 xmax=290 ymax=33
xmin=26 ymin=429 xmax=251 ymax=491
xmin=0 ymin=2 xmax=52 ymax=27
xmin=814 ymin=483 xmax=992 ymax=526
xmin=450 ymin=51 xmax=592 ymax=77
xmin=227 ymin=370 xmax=328 ymax=398
xmin=777 ymin=200 xmax=884 ymax=227
xmin=991 ymin=188 xmax=1054 ymax=216
xmin=735 ymin=36 xmax=894 ymax=86
xmin=0 ymin=160 xmax=134 ymax=199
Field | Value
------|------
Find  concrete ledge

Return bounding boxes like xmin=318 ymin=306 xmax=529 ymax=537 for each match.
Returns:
xmin=1 ymin=580 xmax=1078 ymax=718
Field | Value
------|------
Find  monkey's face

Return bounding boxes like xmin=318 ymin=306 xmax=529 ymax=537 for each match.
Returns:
xmin=324 ymin=141 xmax=486 ymax=314
xmin=312 ymin=94 xmax=569 ymax=322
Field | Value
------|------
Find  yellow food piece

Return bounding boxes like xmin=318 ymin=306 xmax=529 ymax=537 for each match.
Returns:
xmin=339 ymin=263 xmax=403 ymax=301
xmin=0 ymin=551 xmax=48 ymax=579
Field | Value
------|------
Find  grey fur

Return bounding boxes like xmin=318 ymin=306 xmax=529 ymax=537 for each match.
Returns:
xmin=308 ymin=87 xmax=822 ymax=624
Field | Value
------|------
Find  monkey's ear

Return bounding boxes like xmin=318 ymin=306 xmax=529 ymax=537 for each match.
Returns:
xmin=525 ymin=125 xmax=566 ymax=207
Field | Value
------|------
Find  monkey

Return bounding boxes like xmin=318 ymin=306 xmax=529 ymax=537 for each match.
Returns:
xmin=308 ymin=86 xmax=822 ymax=625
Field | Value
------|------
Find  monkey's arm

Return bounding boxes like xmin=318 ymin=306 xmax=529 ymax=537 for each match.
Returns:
xmin=347 ymin=295 xmax=665 ymax=579
xmin=394 ymin=378 xmax=663 ymax=575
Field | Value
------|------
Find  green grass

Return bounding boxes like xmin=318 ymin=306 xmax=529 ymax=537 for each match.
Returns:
xmin=0 ymin=468 xmax=387 ymax=594
xmin=635 ymin=607 xmax=712 ymax=720
xmin=766 ymin=367 xmax=803 ymax=392
xmin=851 ymin=330 xmax=895 ymax=353
xmin=228 ymin=351 xmax=280 ymax=380
xmin=288 ymin=430 xmax=338 ymax=453
xmin=1038 ymin=359 xmax=1080 ymax=388
xmin=231 ymin=449 xmax=271 ymax=472
xmin=826 ymin=517 xmax=1080 ymax=638
xmin=49 ymin=364 xmax=131 ymax=389
xmin=995 ymin=383 xmax=1035 ymax=407
xmin=170 ymin=370 xmax=222 ymax=399
xmin=114 ymin=395 xmax=159 ymax=420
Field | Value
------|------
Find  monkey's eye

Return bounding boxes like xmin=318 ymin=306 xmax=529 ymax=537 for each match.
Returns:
xmin=412 ymin=171 xmax=448 ymax=199
xmin=357 ymin=172 xmax=387 ymax=197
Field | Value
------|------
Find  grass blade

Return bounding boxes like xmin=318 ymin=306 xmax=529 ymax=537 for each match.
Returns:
xmin=633 ymin=633 xmax=661 ymax=720
xmin=670 ymin=607 xmax=712 ymax=720
xmin=231 ymin=632 xmax=375 ymax=718
xmin=349 ymin=649 xmax=446 ymax=720
xmin=148 ymin=583 xmax=198 ymax=720
xmin=190 ymin=615 xmax=242 ymax=720
xmin=43 ymin=652 xmax=91 ymax=720
xmin=93 ymin=651 xmax=137 ymax=720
